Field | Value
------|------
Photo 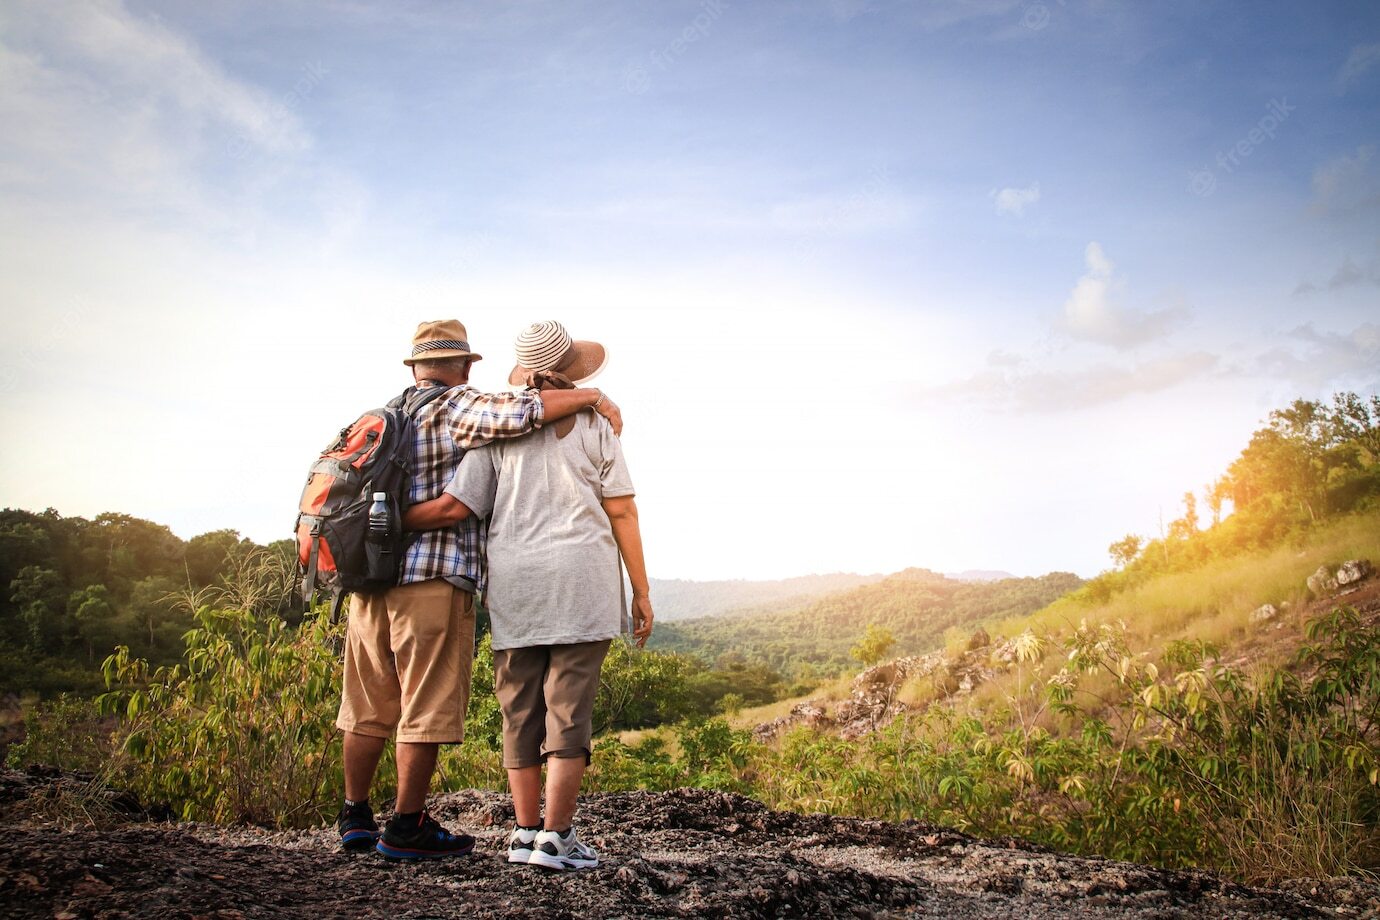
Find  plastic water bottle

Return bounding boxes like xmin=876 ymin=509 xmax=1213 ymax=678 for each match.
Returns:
xmin=366 ymin=491 xmax=393 ymax=582
xmin=368 ymin=492 xmax=390 ymax=534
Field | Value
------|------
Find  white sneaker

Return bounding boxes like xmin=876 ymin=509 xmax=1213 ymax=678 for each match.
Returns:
xmin=528 ymin=827 xmax=598 ymax=871
xmin=506 ymin=825 xmax=540 ymax=864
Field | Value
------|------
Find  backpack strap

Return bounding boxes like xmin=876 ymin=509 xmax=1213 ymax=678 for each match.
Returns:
xmin=400 ymin=383 xmax=451 ymax=415
xmin=301 ymin=523 xmax=321 ymax=607
xmin=328 ymin=589 xmax=348 ymax=628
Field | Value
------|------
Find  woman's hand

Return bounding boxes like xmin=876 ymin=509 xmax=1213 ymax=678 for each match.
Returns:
xmin=594 ymin=393 xmax=623 ymax=436
xmin=631 ymin=595 xmax=654 ymax=648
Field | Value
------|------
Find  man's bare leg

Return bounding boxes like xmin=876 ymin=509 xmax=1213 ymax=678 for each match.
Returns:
xmin=543 ymin=755 xmax=586 ymax=831
xmin=395 ymin=741 xmax=439 ymax=813
xmin=508 ymin=765 xmax=543 ymax=827
xmin=343 ymin=731 xmax=386 ymax=803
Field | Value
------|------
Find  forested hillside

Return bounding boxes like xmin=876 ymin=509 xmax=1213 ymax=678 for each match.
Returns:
xmin=651 ymin=569 xmax=1082 ymax=676
xmin=647 ymin=572 xmax=885 ymax=621
xmin=0 ymin=511 xmax=296 ymax=694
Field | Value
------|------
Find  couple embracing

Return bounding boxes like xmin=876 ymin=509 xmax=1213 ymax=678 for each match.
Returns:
xmin=333 ymin=319 xmax=653 ymax=870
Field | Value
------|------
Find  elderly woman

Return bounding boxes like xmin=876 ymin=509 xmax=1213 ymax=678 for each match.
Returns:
xmin=402 ymin=320 xmax=653 ymax=871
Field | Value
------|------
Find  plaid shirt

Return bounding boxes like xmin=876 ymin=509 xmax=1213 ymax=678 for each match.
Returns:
xmin=399 ymin=383 xmax=544 ymax=588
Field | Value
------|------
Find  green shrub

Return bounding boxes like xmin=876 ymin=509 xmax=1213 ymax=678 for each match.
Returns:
xmin=99 ymin=606 xmax=350 ymax=826
xmin=6 ymin=694 xmax=115 ymax=774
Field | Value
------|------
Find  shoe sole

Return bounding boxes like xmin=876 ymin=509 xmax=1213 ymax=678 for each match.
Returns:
xmin=376 ymin=840 xmax=476 ymax=861
xmin=340 ymin=830 xmax=381 ymax=853
xmin=507 ymin=848 xmax=533 ymax=864
xmin=527 ymin=850 xmax=598 ymax=871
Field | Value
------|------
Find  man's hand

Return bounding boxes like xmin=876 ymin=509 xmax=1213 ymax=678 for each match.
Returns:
xmin=595 ymin=393 xmax=623 ymax=436
xmin=631 ymin=595 xmax=654 ymax=648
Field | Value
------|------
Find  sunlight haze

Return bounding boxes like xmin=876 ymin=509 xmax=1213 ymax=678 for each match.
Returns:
xmin=1 ymin=0 xmax=1377 ymax=580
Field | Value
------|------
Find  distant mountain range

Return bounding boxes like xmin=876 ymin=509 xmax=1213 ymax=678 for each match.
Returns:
xmin=647 ymin=570 xmax=1019 ymax=621
xmin=943 ymin=570 xmax=1017 ymax=583
xmin=648 ymin=573 xmax=886 ymax=622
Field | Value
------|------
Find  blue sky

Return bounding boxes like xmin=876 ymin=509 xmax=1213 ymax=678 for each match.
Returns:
xmin=1 ymin=0 xmax=1377 ymax=580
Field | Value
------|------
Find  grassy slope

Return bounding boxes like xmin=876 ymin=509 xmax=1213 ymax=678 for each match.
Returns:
xmin=652 ymin=569 xmax=1083 ymax=676
xmin=729 ymin=510 xmax=1380 ymax=728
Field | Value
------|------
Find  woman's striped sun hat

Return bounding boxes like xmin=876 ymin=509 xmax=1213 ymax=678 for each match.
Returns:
xmin=509 ymin=321 xmax=608 ymax=386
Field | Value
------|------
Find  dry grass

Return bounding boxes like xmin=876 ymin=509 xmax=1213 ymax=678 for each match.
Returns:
xmin=926 ymin=511 xmax=1380 ymax=730
xmin=985 ymin=512 xmax=1377 ymax=651
xmin=10 ymin=774 xmax=134 ymax=830
xmin=726 ymin=673 xmax=858 ymax=730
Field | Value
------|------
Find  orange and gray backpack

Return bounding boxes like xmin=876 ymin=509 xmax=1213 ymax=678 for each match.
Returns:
xmin=295 ymin=385 xmax=450 ymax=623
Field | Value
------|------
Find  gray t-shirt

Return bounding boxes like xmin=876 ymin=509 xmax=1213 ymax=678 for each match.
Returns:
xmin=445 ymin=412 xmax=635 ymax=651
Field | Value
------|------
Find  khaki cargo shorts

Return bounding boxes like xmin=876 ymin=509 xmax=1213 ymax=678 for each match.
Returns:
xmin=493 ymin=639 xmax=612 ymax=768
xmin=336 ymin=579 xmax=476 ymax=744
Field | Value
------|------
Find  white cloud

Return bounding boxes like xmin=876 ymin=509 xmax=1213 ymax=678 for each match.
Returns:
xmin=0 ymin=0 xmax=314 ymax=219
xmin=1310 ymin=146 xmax=1380 ymax=215
xmin=1057 ymin=242 xmax=1184 ymax=349
xmin=1293 ymin=243 xmax=1380 ymax=295
xmin=991 ymin=182 xmax=1040 ymax=216
xmin=1338 ymin=42 xmax=1380 ymax=92
xmin=1256 ymin=323 xmax=1380 ymax=390
xmin=918 ymin=351 xmax=1220 ymax=413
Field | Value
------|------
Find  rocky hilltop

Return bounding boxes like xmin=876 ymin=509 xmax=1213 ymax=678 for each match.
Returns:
xmin=1 ymin=771 xmax=1375 ymax=919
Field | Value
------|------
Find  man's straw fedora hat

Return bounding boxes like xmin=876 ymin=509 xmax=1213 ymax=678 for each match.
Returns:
xmin=403 ymin=319 xmax=484 ymax=366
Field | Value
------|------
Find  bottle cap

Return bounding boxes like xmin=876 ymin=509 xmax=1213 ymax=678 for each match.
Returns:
xmin=372 ymin=492 xmax=388 ymax=501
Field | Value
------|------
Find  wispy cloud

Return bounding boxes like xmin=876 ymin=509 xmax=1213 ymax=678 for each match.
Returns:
xmin=0 ymin=0 xmax=313 ymax=217
xmin=1056 ymin=242 xmax=1184 ymax=349
xmin=919 ymin=351 xmax=1220 ymax=413
xmin=991 ymin=182 xmax=1040 ymax=216
xmin=1338 ymin=42 xmax=1380 ymax=92
xmin=1293 ymin=244 xmax=1380 ymax=295
xmin=1256 ymin=323 xmax=1380 ymax=389
xmin=1310 ymin=146 xmax=1380 ymax=215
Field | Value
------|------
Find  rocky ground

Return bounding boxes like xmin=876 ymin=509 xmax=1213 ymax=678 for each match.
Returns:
xmin=1 ymin=770 xmax=1376 ymax=919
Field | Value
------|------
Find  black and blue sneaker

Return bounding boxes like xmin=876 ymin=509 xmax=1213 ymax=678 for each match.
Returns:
xmin=376 ymin=811 xmax=476 ymax=860
xmin=336 ymin=801 xmax=381 ymax=853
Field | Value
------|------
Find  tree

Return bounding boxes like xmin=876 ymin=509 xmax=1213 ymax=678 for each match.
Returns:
xmin=850 ymin=623 xmax=896 ymax=668
xmin=1108 ymin=534 xmax=1143 ymax=569
xmin=128 ymin=575 xmax=183 ymax=652
xmin=9 ymin=565 xmax=67 ymax=652
xmin=1205 ymin=478 xmax=1230 ymax=527
xmin=1326 ymin=391 xmax=1380 ymax=465
xmin=68 ymin=584 xmax=120 ymax=663
xmin=184 ymin=529 xmax=251 ymax=588
xmin=1167 ymin=492 xmax=1199 ymax=541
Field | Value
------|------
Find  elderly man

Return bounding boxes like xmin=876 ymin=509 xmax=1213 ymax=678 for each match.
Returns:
xmin=334 ymin=319 xmax=621 ymax=860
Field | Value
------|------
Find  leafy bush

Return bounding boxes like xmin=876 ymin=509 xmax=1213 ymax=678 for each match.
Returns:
xmin=99 ymin=606 xmax=351 ymax=826
xmin=6 ymin=694 xmax=115 ymax=774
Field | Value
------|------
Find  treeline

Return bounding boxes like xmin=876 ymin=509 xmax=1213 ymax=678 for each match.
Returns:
xmin=648 ymin=572 xmax=885 ymax=621
xmin=0 ymin=509 xmax=295 ymax=694
xmin=652 ymin=569 xmax=1083 ymax=677
xmin=1091 ymin=392 xmax=1380 ymax=600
